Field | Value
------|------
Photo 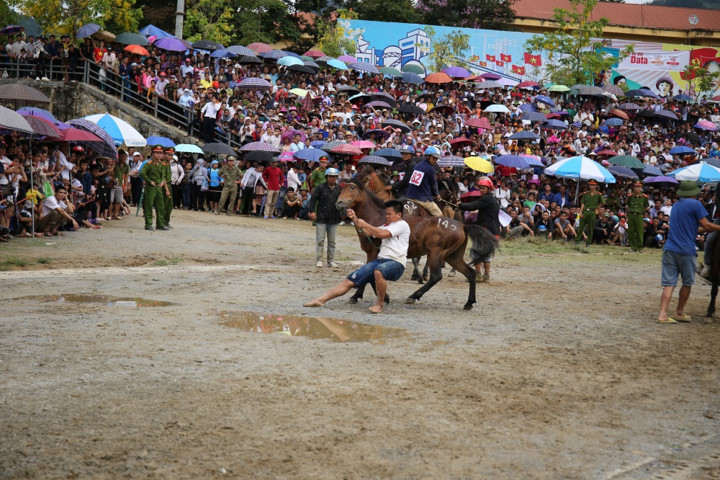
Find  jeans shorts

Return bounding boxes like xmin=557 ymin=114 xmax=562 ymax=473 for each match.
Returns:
xmin=110 ymin=186 xmax=124 ymax=203
xmin=661 ymin=249 xmax=697 ymax=287
xmin=348 ymin=258 xmax=405 ymax=287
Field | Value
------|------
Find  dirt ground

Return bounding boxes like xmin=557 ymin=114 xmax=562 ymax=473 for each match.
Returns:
xmin=1 ymin=210 xmax=719 ymax=479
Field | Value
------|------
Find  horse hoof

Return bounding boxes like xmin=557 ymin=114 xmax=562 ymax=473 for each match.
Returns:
xmin=410 ymin=274 xmax=419 ymax=281
xmin=404 ymin=297 xmax=416 ymax=305
xmin=417 ymin=278 xmax=424 ymax=285
xmin=384 ymin=295 xmax=390 ymax=305
xmin=463 ymin=304 xmax=474 ymax=311
xmin=348 ymin=298 xmax=359 ymax=304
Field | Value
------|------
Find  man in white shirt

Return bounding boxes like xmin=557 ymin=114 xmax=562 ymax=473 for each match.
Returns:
xmin=286 ymin=163 xmax=301 ymax=192
xmin=200 ymin=96 xmax=220 ymax=142
xmin=304 ymin=200 xmax=410 ymax=313
xmin=38 ymin=186 xmax=78 ymax=235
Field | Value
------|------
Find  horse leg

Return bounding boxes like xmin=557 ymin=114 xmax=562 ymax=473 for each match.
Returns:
xmin=446 ymin=249 xmax=477 ymax=310
xmin=405 ymin=256 xmax=444 ymax=305
xmin=708 ymin=278 xmax=717 ymax=317
xmin=349 ymin=283 xmax=365 ymax=304
xmin=410 ymin=257 xmax=424 ymax=284
xmin=422 ymin=260 xmax=430 ymax=282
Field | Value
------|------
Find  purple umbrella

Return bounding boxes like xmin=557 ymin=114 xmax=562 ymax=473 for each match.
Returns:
xmin=0 ymin=25 xmax=24 ymax=35
xmin=154 ymin=37 xmax=191 ymax=52
xmin=518 ymin=104 xmax=537 ymax=113
xmin=541 ymin=119 xmax=568 ymax=130
xmin=364 ymin=100 xmax=392 ymax=109
xmin=493 ymin=155 xmax=531 ymax=169
xmin=443 ymin=66 xmax=471 ymax=78
xmin=338 ymin=54 xmax=356 ymax=63
xmin=643 ymin=175 xmax=678 ymax=187
xmin=480 ymin=72 xmax=501 ymax=80
xmin=350 ymin=62 xmax=380 ymax=74
xmin=68 ymin=118 xmax=118 ymax=158
xmin=239 ymin=141 xmax=280 ymax=152
xmin=238 ymin=77 xmax=271 ymax=90
xmin=17 ymin=106 xmax=57 ymax=122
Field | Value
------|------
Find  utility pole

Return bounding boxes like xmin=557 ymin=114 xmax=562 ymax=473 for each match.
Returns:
xmin=175 ymin=0 xmax=185 ymax=39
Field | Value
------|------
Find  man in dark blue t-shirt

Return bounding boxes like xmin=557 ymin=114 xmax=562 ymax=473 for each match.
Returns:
xmin=658 ymin=181 xmax=720 ymax=324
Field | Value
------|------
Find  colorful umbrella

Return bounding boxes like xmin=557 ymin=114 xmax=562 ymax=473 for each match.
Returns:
xmin=331 ymin=144 xmax=363 ymax=155
xmin=351 ymin=140 xmax=376 ymax=150
xmin=321 ymin=140 xmax=347 ymax=152
xmin=124 ymin=45 xmax=149 ymax=56
xmin=278 ymin=151 xmax=295 ymax=162
xmin=464 ymin=156 xmax=494 ymax=174
xmin=544 ymin=155 xmax=616 ymax=183
xmin=83 ymin=113 xmax=147 ymax=147
xmin=154 ymin=37 xmax=191 ymax=52
xmin=146 ymin=136 xmax=175 ymax=148
xmin=425 ymin=72 xmax=453 ymax=84
xmin=695 ymin=120 xmax=718 ymax=131
xmin=68 ymin=119 xmax=118 ymax=158
xmin=247 ymin=42 xmax=272 ymax=53
xmin=668 ymin=162 xmax=720 ymax=182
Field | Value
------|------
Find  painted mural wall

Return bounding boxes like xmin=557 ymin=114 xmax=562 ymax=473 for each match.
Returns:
xmin=342 ymin=19 xmax=720 ymax=100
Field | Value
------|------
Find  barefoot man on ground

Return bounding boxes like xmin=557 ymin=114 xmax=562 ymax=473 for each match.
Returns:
xmin=304 ymin=200 xmax=410 ymax=313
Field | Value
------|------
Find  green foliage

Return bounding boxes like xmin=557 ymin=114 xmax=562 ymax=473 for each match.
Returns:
xmin=0 ymin=2 xmax=18 ymax=29
xmin=317 ymin=11 xmax=358 ymax=58
xmin=682 ymin=62 xmax=720 ymax=99
xmin=348 ymin=0 xmax=422 ymax=24
xmin=416 ymin=0 xmax=516 ymax=31
xmin=183 ymin=0 xmax=233 ymax=44
xmin=423 ymin=26 xmax=470 ymax=73
xmin=524 ymin=0 xmax=632 ymax=86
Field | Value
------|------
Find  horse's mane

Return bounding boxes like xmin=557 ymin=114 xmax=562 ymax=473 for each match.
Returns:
xmin=349 ymin=177 xmax=387 ymax=209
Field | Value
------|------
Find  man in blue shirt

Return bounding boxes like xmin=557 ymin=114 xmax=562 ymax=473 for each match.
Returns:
xmin=406 ymin=146 xmax=442 ymax=216
xmin=658 ymin=181 xmax=720 ymax=324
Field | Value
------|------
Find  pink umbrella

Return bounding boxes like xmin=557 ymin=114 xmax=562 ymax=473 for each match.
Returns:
xmin=248 ymin=42 xmax=272 ymax=53
xmin=351 ymin=140 xmax=375 ymax=150
xmin=281 ymin=129 xmax=306 ymax=142
xmin=330 ymin=144 xmax=363 ymax=155
xmin=278 ymin=151 xmax=295 ymax=162
xmin=337 ymin=54 xmax=356 ymax=63
xmin=465 ymin=117 xmax=492 ymax=129
xmin=695 ymin=120 xmax=718 ymax=131
xmin=61 ymin=127 xmax=103 ymax=143
xmin=304 ymin=49 xmax=325 ymax=58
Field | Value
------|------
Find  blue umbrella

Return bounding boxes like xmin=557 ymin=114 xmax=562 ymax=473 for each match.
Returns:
xmin=146 ymin=136 xmax=176 ymax=148
xmin=226 ymin=45 xmax=255 ymax=56
xmin=521 ymin=111 xmax=546 ymax=122
xmin=375 ymin=148 xmax=402 ymax=160
xmin=671 ymin=94 xmax=694 ymax=103
xmin=544 ymin=155 xmax=616 ymax=183
xmin=534 ymin=95 xmax=555 ymax=108
xmin=521 ymin=155 xmax=545 ymax=167
xmin=605 ymin=118 xmax=624 ymax=126
xmin=278 ymin=56 xmax=303 ymax=67
xmin=518 ymin=104 xmax=536 ymax=113
xmin=327 ymin=59 xmax=348 ymax=70
xmin=668 ymin=162 xmax=720 ymax=182
xmin=294 ymin=149 xmax=333 ymax=162
xmin=282 ymin=50 xmax=301 ymax=58
xmin=540 ymin=119 xmax=568 ymax=130
xmin=77 ymin=23 xmax=101 ymax=39
xmin=608 ymin=165 xmax=638 ymax=179
xmin=260 ymin=50 xmax=288 ymax=59
xmin=493 ymin=155 xmax=531 ymax=169
xmin=401 ymin=72 xmax=423 ymax=84
xmin=641 ymin=163 xmax=662 ymax=176
xmin=310 ymin=140 xmax=326 ymax=149
xmin=509 ymin=131 xmax=540 ymax=140
xmin=210 ymin=49 xmax=237 ymax=58
xmin=139 ymin=24 xmax=174 ymax=39
xmin=350 ymin=62 xmax=380 ymax=74
xmin=669 ymin=146 xmax=696 ymax=155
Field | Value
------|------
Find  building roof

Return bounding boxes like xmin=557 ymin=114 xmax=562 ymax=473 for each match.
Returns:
xmin=512 ymin=0 xmax=720 ymax=32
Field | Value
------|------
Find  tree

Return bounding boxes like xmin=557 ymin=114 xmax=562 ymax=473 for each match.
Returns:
xmin=316 ymin=10 xmax=357 ymax=58
xmin=524 ymin=0 xmax=632 ymax=86
xmin=346 ymin=0 xmax=422 ymax=24
xmin=416 ymin=0 xmax=516 ymax=31
xmin=681 ymin=61 xmax=720 ymax=100
xmin=183 ymin=0 xmax=234 ymax=44
xmin=423 ymin=26 xmax=470 ymax=73
xmin=9 ymin=0 xmax=142 ymax=37
xmin=0 ymin=2 xmax=18 ymax=30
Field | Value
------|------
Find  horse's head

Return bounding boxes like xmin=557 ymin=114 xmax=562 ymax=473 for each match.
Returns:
xmin=336 ymin=179 xmax=365 ymax=211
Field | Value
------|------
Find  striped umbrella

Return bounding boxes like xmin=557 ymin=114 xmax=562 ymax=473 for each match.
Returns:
xmin=321 ymin=140 xmax=347 ymax=152
xmin=358 ymin=155 xmax=393 ymax=166
xmin=349 ymin=62 xmax=379 ymax=74
xmin=239 ymin=141 xmax=279 ymax=152
xmin=247 ymin=42 xmax=272 ymax=53
xmin=18 ymin=114 xmax=61 ymax=138
xmin=238 ymin=78 xmax=271 ymax=90
xmin=351 ymin=140 xmax=375 ymax=150
xmin=83 ymin=113 xmax=147 ymax=147
xmin=544 ymin=156 xmax=616 ymax=183
xmin=68 ymin=118 xmax=118 ymax=158
xmin=668 ymin=162 xmax=720 ymax=182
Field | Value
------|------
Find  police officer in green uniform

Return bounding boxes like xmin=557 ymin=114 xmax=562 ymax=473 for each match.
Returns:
xmin=140 ymin=145 xmax=169 ymax=231
xmin=578 ymin=179 xmax=604 ymax=246
xmin=162 ymin=147 xmax=174 ymax=228
xmin=218 ymin=155 xmax=243 ymax=215
xmin=626 ymin=180 xmax=648 ymax=252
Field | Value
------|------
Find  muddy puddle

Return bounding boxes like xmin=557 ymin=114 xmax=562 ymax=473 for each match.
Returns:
xmin=20 ymin=294 xmax=174 ymax=307
xmin=220 ymin=311 xmax=409 ymax=343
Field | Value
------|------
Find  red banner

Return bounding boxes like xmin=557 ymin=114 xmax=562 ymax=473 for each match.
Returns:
xmin=524 ymin=52 xmax=542 ymax=66
xmin=500 ymin=53 xmax=511 ymax=63
xmin=486 ymin=54 xmax=496 ymax=62
xmin=512 ymin=65 xmax=526 ymax=75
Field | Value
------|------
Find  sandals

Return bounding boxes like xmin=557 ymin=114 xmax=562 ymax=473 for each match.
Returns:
xmin=669 ymin=314 xmax=691 ymax=323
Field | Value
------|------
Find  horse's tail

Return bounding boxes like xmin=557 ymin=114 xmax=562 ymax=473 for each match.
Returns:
xmin=464 ymin=224 xmax=498 ymax=265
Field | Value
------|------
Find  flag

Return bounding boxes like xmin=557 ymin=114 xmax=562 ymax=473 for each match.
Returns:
xmin=500 ymin=53 xmax=511 ymax=63
xmin=524 ymin=52 xmax=542 ymax=66
xmin=495 ymin=60 xmax=504 ymax=67
xmin=477 ymin=61 xmax=487 ymax=67
xmin=512 ymin=65 xmax=525 ymax=75
xmin=486 ymin=54 xmax=495 ymax=62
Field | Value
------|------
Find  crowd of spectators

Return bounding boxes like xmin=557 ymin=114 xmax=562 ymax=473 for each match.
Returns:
xmin=1 ymin=30 xmax=720 ymax=250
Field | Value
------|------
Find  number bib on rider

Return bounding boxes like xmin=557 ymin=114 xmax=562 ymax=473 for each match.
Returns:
xmin=409 ymin=170 xmax=424 ymax=186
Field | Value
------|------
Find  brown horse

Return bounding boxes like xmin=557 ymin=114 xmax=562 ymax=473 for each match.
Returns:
xmin=708 ymin=189 xmax=720 ymax=317
xmin=356 ymin=164 xmax=394 ymax=202
xmin=336 ymin=179 xmax=497 ymax=310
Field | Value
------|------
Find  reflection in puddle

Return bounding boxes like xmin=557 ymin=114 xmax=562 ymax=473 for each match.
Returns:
xmin=220 ymin=311 xmax=408 ymax=343
xmin=22 ymin=294 xmax=173 ymax=307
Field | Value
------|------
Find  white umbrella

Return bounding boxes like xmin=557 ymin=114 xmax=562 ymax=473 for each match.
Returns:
xmin=484 ymin=104 xmax=510 ymax=113
xmin=545 ymin=155 xmax=616 ymax=204
xmin=175 ymin=143 xmax=204 ymax=154
xmin=83 ymin=113 xmax=147 ymax=147
xmin=0 ymin=106 xmax=34 ymax=134
xmin=668 ymin=162 xmax=720 ymax=183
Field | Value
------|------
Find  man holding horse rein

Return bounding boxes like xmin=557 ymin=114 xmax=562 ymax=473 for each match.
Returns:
xmin=405 ymin=146 xmax=443 ymax=217
xmin=304 ymin=200 xmax=410 ymax=314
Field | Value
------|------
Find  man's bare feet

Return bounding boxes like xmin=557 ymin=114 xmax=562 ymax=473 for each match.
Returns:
xmin=303 ymin=300 xmax=325 ymax=307
xmin=111 ymin=216 xmax=120 ymax=220
xmin=368 ymin=305 xmax=383 ymax=314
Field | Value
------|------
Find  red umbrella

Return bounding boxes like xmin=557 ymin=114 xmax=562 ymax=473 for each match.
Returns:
xmin=465 ymin=117 xmax=492 ymax=129
xmin=61 ymin=127 xmax=103 ymax=143
xmin=425 ymin=72 xmax=453 ymax=84
xmin=450 ymin=137 xmax=474 ymax=147
xmin=19 ymin=114 xmax=62 ymax=138
xmin=124 ymin=44 xmax=150 ymax=56
xmin=517 ymin=81 xmax=539 ymax=88
xmin=460 ymin=190 xmax=483 ymax=201
xmin=610 ymin=109 xmax=629 ymax=120
xmin=330 ymin=144 xmax=363 ymax=155
xmin=596 ymin=149 xmax=617 ymax=157
xmin=247 ymin=42 xmax=272 ymax=53
xmin=304 ymin=49 xmax=325 ymax=58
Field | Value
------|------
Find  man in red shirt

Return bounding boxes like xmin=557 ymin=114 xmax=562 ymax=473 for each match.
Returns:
xmin=262 ymin=158 xmax=285 ymax=219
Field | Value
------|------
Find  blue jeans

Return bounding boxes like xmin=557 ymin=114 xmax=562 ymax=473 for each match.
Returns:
xmin=347 ymin=258 xmax=405 ymax=286
xmin=661 ymin=249 xmax=697 ymax=287
xmin=315 ymin=223 xmax=337 ymax=263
